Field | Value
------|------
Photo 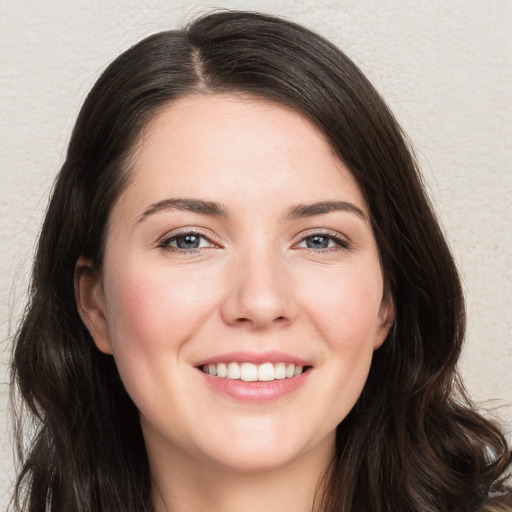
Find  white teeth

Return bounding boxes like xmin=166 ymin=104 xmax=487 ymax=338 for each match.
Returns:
xmin=202 ymin=362 xmax=307 ymax=381
xmin=227 ymin=362 xmax=241 ymax=379
xmin=274 ymin=362 xmax=286 ymax=380
xmin=240 ymin=363 xmax=258 ymax=381
xmin=258 ymin=362 xmax=275 ymax=381
xmin=216 ymin=362 xmax=227 ymax=378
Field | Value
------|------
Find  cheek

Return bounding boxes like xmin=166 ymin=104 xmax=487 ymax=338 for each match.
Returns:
xmin=104 ymin=266 xmax=214 ymax=348
xmin=298 ymin=262 xmax=384 ymax=413
xmin=300 ymin=263 xmax=384 ymax=345
xmin=100 ymin=265 xmax=221 ymax=421
xmin=101 ymin=263 xmax=220 ymax=398
xmin=302 ymin=268 xmax=383 ymax=425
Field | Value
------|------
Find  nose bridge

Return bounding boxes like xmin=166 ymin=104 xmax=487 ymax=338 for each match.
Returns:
xmin=222 ymin=239 xmax=294 ymax=328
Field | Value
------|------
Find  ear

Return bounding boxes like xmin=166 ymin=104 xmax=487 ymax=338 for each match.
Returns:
xmin=374 ymin=292 xmax=395 ymax=350
xmin=74 ymin=256 xmax=112 ymax=354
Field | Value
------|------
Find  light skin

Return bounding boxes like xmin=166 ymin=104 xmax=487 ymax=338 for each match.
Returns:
xmin=76 ymin=94 xmax=394 ymax=512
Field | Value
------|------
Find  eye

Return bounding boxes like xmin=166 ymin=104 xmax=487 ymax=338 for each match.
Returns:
xmin=159 ymin=231 xmax=215 ymax=251
xmin=295 ymin=232 xmax=350 ymax=251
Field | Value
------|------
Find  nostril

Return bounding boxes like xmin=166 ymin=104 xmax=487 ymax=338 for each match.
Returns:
xmin=233 ymin=315 xmax=288 ymax=327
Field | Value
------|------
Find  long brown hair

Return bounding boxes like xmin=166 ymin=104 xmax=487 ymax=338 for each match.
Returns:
xmin=11 ymin=10 xmax=511 ymax=511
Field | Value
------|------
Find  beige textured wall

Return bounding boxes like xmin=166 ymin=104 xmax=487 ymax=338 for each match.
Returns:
xmin=1 ymin=1 xmax=510 ymax=507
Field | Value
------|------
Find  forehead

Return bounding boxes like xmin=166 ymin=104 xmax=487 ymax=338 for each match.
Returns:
xmin=118 ymin=93 xmax=367 ymax=218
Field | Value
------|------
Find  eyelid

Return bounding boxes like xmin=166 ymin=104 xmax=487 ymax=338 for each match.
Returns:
xmin=155 ymin=227 xmax=351 ymax=251
xmin=157 ymin=227 xmax=221 ymax=249
xmin=292 ymin=228 xmax=351 ymax=250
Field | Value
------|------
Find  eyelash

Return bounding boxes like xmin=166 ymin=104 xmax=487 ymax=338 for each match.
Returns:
xmin=158 ymin=229 xmax=350 ymax=253
xmin=294 ymin=230 xmax=350 ymax=252
xmin=158 ymin=230 xmax=217 ymax=252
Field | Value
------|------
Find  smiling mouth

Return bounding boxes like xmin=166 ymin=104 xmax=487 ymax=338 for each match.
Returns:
xmin=200 ymin=362 xmax=310 ymax=382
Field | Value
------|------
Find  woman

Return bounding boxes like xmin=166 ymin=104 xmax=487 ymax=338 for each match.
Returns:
xmin=11 ymin=10 xmax=511 ymax=512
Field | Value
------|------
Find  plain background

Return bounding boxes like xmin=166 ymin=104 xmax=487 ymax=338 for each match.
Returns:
xmin=1 ymin=1 xmax=511 ymax=508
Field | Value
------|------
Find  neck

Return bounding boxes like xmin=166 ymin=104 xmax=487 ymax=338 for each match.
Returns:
xmin=148 ymin=436 xmax=334 ymax=512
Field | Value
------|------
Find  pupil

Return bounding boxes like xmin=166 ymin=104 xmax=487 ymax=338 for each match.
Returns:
xmin=307 ymin=235 xmax=329 ymax=249
xmin=177 ymin=234 xmax=200 ymax=249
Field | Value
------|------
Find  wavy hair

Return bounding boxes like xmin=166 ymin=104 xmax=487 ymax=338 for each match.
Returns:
xmin=11 ymin=10 xmax=511 ymax=512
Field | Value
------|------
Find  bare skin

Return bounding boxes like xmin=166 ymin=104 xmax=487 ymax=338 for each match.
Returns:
xmin=76 ymin=94 xmax=393 ymax=511
xmin=149 ymin=430 xmax=334 ymax=512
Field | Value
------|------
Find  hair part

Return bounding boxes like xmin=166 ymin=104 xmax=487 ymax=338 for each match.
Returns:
xmin=11 ymin=10 xmax=511 ymax=512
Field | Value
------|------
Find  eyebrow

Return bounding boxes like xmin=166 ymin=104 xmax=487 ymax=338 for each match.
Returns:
xmin=286 ymin=201 xmax=367 ymax=221
xmin=137 ymin=198 xmax=229 ymax=222
xmin=137 ymin=198 xmax=367 ymax=223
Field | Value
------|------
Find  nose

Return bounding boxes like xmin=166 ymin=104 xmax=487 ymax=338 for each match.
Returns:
xmin=220 ymin=247 xmax=297 ymax=329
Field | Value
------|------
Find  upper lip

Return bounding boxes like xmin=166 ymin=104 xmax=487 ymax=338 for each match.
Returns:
xmin=194 ymin=351 xmax=311 ymax=367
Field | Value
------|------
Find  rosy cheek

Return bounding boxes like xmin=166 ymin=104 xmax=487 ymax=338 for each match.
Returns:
xmin=105 ymin=267 xmax=217 ymax=352
xmin=105 ymin=275 xmax=175 ymax=352
xmin=301 ymin=268 xmax=383 ymax=345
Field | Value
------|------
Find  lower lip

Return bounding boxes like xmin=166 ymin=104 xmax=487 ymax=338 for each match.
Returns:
xmin=199 ymin=370 xmax=311 ymax=402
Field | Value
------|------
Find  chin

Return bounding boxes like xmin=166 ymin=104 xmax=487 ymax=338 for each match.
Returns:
xmin=197 ymin=424 xmax=335 ymax=475
xmin=205 ymin=445 xmax=307 ymax=474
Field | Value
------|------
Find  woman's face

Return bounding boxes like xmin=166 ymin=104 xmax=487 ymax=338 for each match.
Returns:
xmin=77 ymin=94 xmax=393 ymax=474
